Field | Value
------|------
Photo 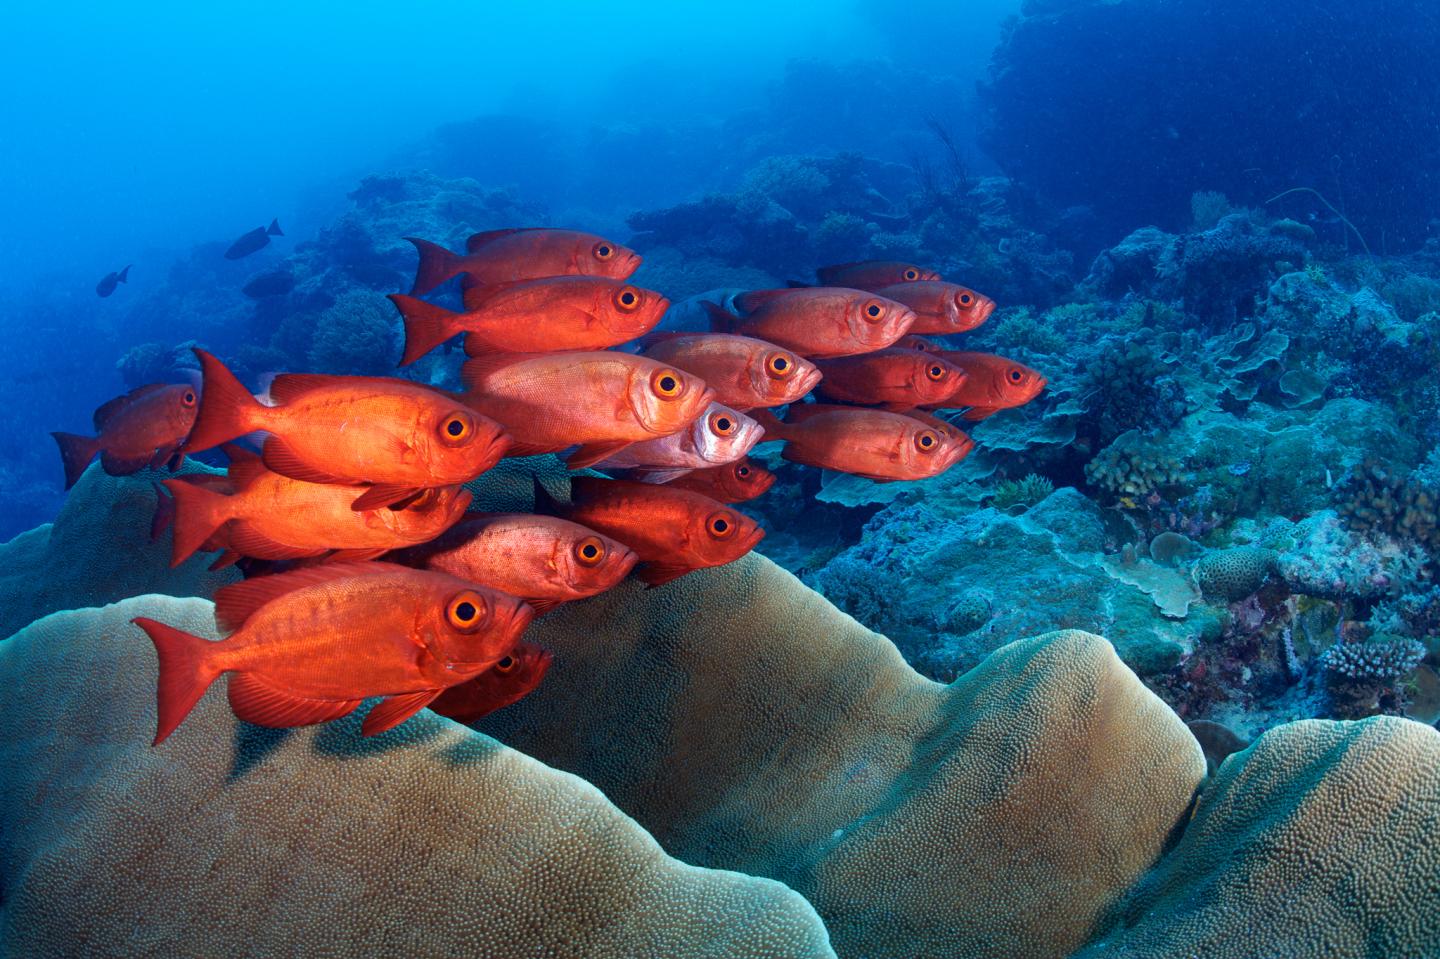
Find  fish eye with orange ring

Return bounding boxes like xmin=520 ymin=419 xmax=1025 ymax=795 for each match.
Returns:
xmin=1007 ymin=368 xmax=1025 ymax=384
xmin=925 ymin=363 xmax=947 ymax=382
xmin=181 ymin=389 xmax=197 ymax=407
xmin=593 ymin=241 xmax=615 ymax=261
xmin=706 ymin=512 xmax=737 ymax=539
xmin=438 ymin=410 xmax=476 ymax=446
xmin=764 ymin=351 xmax=796 ymax=379
xmin=650 ymin=368 xmax=684 ymax=399
xmin=958 ymin=290 xmax=976 ymax=307
xmin=574 ymin=535 xmax=606 ymax=567
xmin=862 ymin=300 xmax=886 ymax=322
xmin=914 ymin=429 xmax=940 ymax=453
xmin=903 ymin=267 xmax=920 ymax=281
xmin=709 ymin=411 xmax=738 ymax=436
xmin=446 ymin=590 xmax=488 ymax=632
xmin=492 ymin=654 xmax=516 ymax=674
xmin=612 ymin=286 xmax=642 ymax=312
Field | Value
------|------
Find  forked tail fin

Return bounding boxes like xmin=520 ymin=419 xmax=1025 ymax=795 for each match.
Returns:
xmin=131 ymin=617 xmax=224 ymax=745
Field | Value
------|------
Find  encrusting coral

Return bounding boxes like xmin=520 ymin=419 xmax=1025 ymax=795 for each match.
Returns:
xmin=0 ymin=597 xmax=836 ymax=959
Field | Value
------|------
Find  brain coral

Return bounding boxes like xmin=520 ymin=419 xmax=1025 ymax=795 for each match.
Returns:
xmin=1074 ymin=717 xmax=1440 ymax=958
xmin=0 ymin=597 xmax=835 ymax=959
xmin=1191 ymin=545 xmax=1277 ymax=601
xmin=486 ymin=554 xmax=1207 ymax=959
xmin=0 ymin=462 xmax=238 ymax=638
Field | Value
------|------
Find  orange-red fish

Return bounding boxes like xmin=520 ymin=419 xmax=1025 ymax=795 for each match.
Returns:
xmin=461 ymin=351 xmax=713 ymax=469
xmin=640 ymin=458 xmax=776 ymax=503
xmin=428 ymin=643 xmax=553 ymax=725
xmin=755 ymin=406 xmax=972 ymax=482
xmin=639 ymin=333 xmax=821 ymax=410
xmin=815 ymin=260 xmax=940 ymax=289
xmin=814 ymin=348 xmax=968 ymax=411
xmin=151 ymin=474 xmax=238 ymax=569
xmin=163 ymin=445 xmax=471 ymax=568
xmin=185 ymin=349 xmax=509 ymax=509
xmin=871 ymin=281 xmax=995 ymax=335
xmin=389 ymin=512 xmax=637 ymax=613
xmin=534 ymin=477 xmax=764 ymax=587
xmin=388 ymin=277 xmax=667 ymax=366
xmin=703 ymin=288 xmax=915 ymax=358
xmin=932 ymin=351 xmax=1047 ymax=420
xmin=52 ymin=382 xmax=199 ymax=490
xmin=132 ymin=562 xmax=533 ymax=744
xmin=593 ymin=402 xmax=763 ymax=477
xmin=406 ymin=228 xmax=640 ymax=297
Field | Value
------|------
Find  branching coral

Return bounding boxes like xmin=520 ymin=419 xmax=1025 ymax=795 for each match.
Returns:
xmin=1321 ymin=636 xmax=1426 ymax=719
xmin=1084 ymin=429 xmax=1186 ymax=502
xmin=1336 ymin=457 xmax=1440 ymax=561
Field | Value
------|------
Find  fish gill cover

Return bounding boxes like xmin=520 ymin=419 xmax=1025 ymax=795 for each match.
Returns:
xmin=1 ymin=0 xmax=1439 ymax=956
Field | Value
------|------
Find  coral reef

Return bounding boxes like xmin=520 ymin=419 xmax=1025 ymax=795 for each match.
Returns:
xmin=1191 ymin=546 xmax=1277 ymax=602
xmin=989 ymin=473 xmax=1053 ymax=512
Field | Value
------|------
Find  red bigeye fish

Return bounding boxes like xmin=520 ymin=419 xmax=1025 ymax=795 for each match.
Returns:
xmin=814 ymin=348 xmax=968 ymax=411
xmin=639 ymin=333 xmax=821 ymax=410
xmin=406 ymin=228 xmax=640 ymax=297
xmin=224 ymin=219 xmax=282 ymax=260
xmin=95 ymin=264 xmax=131 ymax=297
xmin=132 ymin=562 xmax=534 ymax=744
xmin=895 ymin=334 xmax=944 ymax=353
xmin=163 ymin=445 xmax=472 ymax=568
xmin=387 ymin=277 xmax=668 ymax=366
xmin=428 ymin=643 xmax=553 ymax=726
xmin=592 ymin=402 xmax=764 ymax=479
xmin=151 ymin=475 xmax=239 ymax=569
xmin=754 ymin=407 xmax=973 ymax=482
xmin=389 ymin=512 xmax=638 ymax=613
xmin=871 ymin=281 xmax=995 ymax=335
xmin=460 ymin=351 xmax=713 ymax=469
xmin=184 ymin=349 xmax=510 ymax=510
xmin=897 ymin=409 xmax=976 ymax=451
xmin=932 ymin=351 xmax=1048 ymax=420
xmin=639 ymin=458 xmax=776 ymax=504
xmin=52 ymin=382 xmax=200 ymax=490
xmin=703 ymin=288 xmax=915 ymax=358
xmin=534 ymin=477 xmax=764 ymax=587
xmin=815 ymin=260 xmax=941 ymax=290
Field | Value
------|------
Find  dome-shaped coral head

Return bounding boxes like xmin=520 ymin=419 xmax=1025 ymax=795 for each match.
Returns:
xmin=711 ymin=288 xmax=915 ymax=359
xmin=934 ymin=351 xmax=1047 ymax=421
xmin=660 ymin=458 xmax=776 ymax=504
xmin=428 ymin=642 xmax=554 ymax=725
xmin=815 ymin=260 xmax=941 ymax=290
xmin=873 ymin=281 xmax=996 ymax=335
xmin=407 ymin=227 xmax=641 ymax=297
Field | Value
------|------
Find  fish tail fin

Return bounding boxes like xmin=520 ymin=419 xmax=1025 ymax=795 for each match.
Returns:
xmin=131 ymin=617 xmax=223 ymax=746
xmin=185 ymin=349 xmax=266 ymax=453
xmin=267 ymin=219 xmax=283 ymax=237
xmin=161 ymin=478 xmax=230 ymax=568
xmin=51 ymin=432 xmax=101 ymax=490
xmin=388 ymin=294 xmax=458 ymax=366
xmin=701 ymin=300 xmax=736 ymax=333
xmin=750 ymin=409 xmax=790 ymax=442
xmin=405 ymin=237 xmax=463 ymax=296
xmin=117 ymin=264 xmax=131 ymax=283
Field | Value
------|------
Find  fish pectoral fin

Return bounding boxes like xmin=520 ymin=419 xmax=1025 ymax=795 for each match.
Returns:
xmin=226 ymin=523 xmax=327 ymax=561
xmin=525 ymin=597 xmax=565 ymax=614
xmin=261 ymin=437 xmax=349 ymax=484
xmin=361 ymin=689 xmax=443 ymax=737
xmin=350 ymin=485 xmax=425 ymax=512
xmin=227 ymin=673 xmax=363 ymax=730
xmin=567 ymin=441 xmax=633 ymax=470
xmin=634 ymin=562 xmax=696 ymax=588
xmin=961 ymin=406 xmax=997 ymax=421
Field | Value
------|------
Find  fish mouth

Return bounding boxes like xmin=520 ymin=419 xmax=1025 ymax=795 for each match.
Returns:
xmin=791 ymin=366 xmax=823 ymax=399
xmin=620 ymin=251 xmax=643 ymax=277
xmin=741 ymin=526 xmax=766 ymax=553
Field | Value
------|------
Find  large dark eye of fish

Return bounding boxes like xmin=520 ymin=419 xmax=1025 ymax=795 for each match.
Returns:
xmin=574 ymin=535 xmax=606 ymax=567
xmin=736 ymin=464 xmax=751 ymax=478
xmin=439 ymin=411 xmax=476 ymax=446
xmin=446 ymin=590 xmax=488 ymax=631
xmin=493 ymin=655 xmax=516 ymax=673
xmin=710 ymin=412 xmax=737 ymax=436
xmin=707 ymin=512 xmax=737 ymax=539
xmin=593 ymin=242 xmax=614 ymax=261
xmin=181 ymin=390 xmax=197 ymax=406
xmin=651 ymin=368 xmax=683 ymax=399
xmin=613 ymin=286 xmax=642 ymax=312
xmin=1008 ymin=368 xmax=1024 ymax=384
xmin=915 ymin=430 xmax=939 ymax=452
xmin=765 ymin=352 xmax=794 ymax=379
xmin=959 ymin=291 xmax=975 ymax=307
xmin=903 ymin=268 xmax=919 ymax=281
xmin=863 ymin=300 xmax=886 ymax=322
xmin=926 ymin=364 xmax=946 ymax=382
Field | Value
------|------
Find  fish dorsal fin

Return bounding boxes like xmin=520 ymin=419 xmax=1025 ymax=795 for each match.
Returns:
xmin=227 ymin=672 xmax=361 ymax=729
xmin=261 ymin=436 xmax=349 ymax=485
xmin=213 ymin=560 xmax=401 ymax=633
xmin=464 ymin=227 xmax=543 ymax=253
xmin=93 ymin=383 xmax=169 ymax=431
xmin=361 ymin=688 xmax=444 ymax=736
xmin=267 ymin=372 xmax=343 ymax=406
xmin=734 ymin=289 xmax=798 ymax=313
xmin=220 ymin=443 xmax=269 ymax=490
xmin=460 ymin=352 xmax=538 ymax=389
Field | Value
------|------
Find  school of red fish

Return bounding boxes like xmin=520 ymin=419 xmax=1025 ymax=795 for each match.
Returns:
xmin=54 ymin=228 xmax=1045 ymax=744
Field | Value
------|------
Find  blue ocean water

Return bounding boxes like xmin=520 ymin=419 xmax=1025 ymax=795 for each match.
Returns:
xmin=3 ymin=0 xmax=1440 ymax=955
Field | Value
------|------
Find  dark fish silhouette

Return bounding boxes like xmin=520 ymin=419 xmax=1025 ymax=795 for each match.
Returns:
xmin=224 ymin=219 xmax=283 ymax=260
xmin=241 ymin=269 xmax=295 ymax=299
xmin=95 ymin=265 xmax=131 ymax=298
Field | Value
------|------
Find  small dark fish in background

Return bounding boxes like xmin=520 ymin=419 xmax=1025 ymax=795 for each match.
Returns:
xmin=224 ymin=219 xmax=283 ymax=260
xmin=95 ymin=265 xmax=131 ymax=297
xmin=241 ymin=269 xmax=295 ymax=299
